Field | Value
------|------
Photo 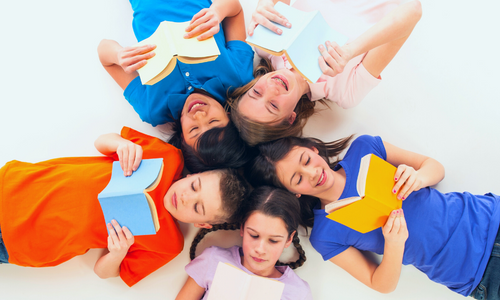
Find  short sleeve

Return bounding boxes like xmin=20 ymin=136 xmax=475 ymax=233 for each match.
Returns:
xmin=350 ymin=135 xmax=386 ymax=160
xmin=225 ymin=40 xmax=255 ymax=86
xmin=185 ymin=246 xmax=218 ymax=289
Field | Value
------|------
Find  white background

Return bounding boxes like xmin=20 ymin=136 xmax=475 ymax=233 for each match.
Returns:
xmin=1 ymin=0 xmax=499 ymax=299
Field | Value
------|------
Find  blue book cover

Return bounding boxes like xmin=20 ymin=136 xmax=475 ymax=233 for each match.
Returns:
xmin=246 ymin=2 xmax=349 ymax=83
xmin=98 ymin=158 xmax=164 ymax=236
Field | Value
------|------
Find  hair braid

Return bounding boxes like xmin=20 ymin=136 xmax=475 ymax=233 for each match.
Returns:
xmin=276 ymin=234 xmax=306 ymax=270
xmin=189 ymin=223 xmax=240 ymax=260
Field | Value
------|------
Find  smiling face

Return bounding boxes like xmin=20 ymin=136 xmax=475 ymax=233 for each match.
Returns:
xmin=163 ymin=171 xmax=223 ymax=227
xmin=240 ymin=212 xmax=294 ymax=278
xmin=180 ymin=93 xmax=229 ymax=149
xmin=275 ymin=146 xmax=335 ymax=198
xmin=237 ymin=69 xmax=308 ymax=125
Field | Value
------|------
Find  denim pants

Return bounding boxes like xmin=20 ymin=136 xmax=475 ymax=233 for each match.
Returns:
xmin=470 ymin=227 xmax=500 ymax=300
xmin=0 ymin=226 xmax=9 ymax=264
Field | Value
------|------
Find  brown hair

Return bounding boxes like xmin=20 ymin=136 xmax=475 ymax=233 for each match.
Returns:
xmin=227 ymin=58 xmax=328 ymax=146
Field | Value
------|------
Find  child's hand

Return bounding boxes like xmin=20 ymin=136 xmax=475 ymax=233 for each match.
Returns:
xmin=393 ymin=164 xmax=423 ymax=200
xmin=117 ymin=44 xmax=156 ymax=73
xmin=247 ymin=0 xmax=291 ymax=36
xmin=184 ymin=8 xmax=221 ymax=41
xmin=382 ymin=209 xmax=408 ymax=245
xmin=318 ymin=42 xmax=353 ymax=77
xmin=116 ymin=140 xmax=143 ymax=177
xmin=107 ymin=220 xmax=135 ymax=259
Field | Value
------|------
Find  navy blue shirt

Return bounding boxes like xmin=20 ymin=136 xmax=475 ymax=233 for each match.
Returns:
xmin=124 ymin=0 xmax=255 ymax=126
xmin=310 ymin=135 xmax=500 ymax=296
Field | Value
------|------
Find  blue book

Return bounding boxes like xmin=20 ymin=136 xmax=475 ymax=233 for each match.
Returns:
xmin=98 ymin=158 xmax=164 ymax=236
xmin=246 ymin=2 xmax=349 ymax=83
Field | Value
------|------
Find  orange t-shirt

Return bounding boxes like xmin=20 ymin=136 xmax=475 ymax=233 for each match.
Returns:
xmin=0 ymin=127 xmax=184 ymax=287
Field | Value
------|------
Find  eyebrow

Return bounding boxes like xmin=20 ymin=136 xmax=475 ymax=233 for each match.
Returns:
xmin=290 ymin=151 xmax=304 ymax=185
xmin=199 ymin=177 xmax=206 ymax=215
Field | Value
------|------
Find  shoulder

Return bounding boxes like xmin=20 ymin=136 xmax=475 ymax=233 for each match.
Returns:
xmin=279 ymin=267 xmax=313 ymax=300
xmin=345 ymin=135 xmax=385 ymax=160
xmin=225 ymin=40 xmax=254 ymax=57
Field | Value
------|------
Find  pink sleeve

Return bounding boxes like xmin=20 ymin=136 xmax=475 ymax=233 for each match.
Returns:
xmin=255 ymin=48 xmax=288 ymax=71
xmin=308 ymin=53 xmax=381 ymax=109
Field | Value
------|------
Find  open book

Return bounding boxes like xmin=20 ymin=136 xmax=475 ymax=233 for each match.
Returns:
xmin=325 ymin=154 xmax=402 ymax=233
xmin=246 ymin=2 xmax=348 ymax=83
xmin=98 ymin=158 xmax=164 ymax=236
xmin=136 ymin=21 xmax=220 ymax=85
xmin=207 ymin=262 xmax=285 ymax=300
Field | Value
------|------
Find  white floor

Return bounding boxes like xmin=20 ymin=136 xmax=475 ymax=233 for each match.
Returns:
xmin=1 ymin=0 xmax=499 ymax=299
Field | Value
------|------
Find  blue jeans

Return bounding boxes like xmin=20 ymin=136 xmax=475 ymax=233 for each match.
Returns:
xmin=0 ymin=226 xmax=9 ymax=264
xmin=470 ymin=227 xmax=500 ymax=300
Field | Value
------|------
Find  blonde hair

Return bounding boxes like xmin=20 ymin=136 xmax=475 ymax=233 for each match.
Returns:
xmin=227 ymin=58 xmax=327 ymax=146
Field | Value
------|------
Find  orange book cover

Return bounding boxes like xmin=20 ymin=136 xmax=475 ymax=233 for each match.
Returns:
xmin=325 ymin=154 xmax=402 ymax=233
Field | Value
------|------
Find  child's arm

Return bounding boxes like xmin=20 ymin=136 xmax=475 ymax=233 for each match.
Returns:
xmin=175 ymin=276 xmax=206 ymax=300
xmin=330 ymin=209 xmax=408 ymax=293
xmin=94 ymin=220 xmax=135 ymax=279
xmin=318 ymin=0 xmax=422 ymax=78
xmin=94 ymin=133 xmax=143 ymax=177
xmin=383 ymin=140 xmax=445 ymax=200
xmin=97 ymin=39 xmax=156 ymax=90
xmin=247 ymin=0 xmax=291 ymax=36
xmin=184 ymin=0 xmax=244 ymax=41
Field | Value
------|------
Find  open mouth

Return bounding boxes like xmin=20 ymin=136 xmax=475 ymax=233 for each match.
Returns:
xmin=172 ymin=193 xmax=178 ymax=209
xmin=271 ymin=75 xmax=288 ymax=91
xmin=188 ymin=100 xmax=206 ymax=113
xmin=316 ymin=170 xmax=327 ymax=186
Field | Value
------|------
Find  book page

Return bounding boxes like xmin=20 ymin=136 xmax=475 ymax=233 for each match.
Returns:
xmin=166 ymin=21 xmax=220 ymax=60
xmin=247 ymin=276 xmax=285 ymax=300
xmin=246 ymin=2 xmax=314 ymax=53
xmin=136 ymin=23 xmax=175 ymax=85
xmin=286 ymin=11 xmax=349 ymax=83
xmin=207 ymin=262 xmax=250 ymax=300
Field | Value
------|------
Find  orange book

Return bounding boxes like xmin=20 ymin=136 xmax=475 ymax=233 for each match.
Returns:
xmin=325 ymin=154 xmax=402 ymax=233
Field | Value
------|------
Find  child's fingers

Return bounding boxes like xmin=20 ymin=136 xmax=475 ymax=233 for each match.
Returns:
xmin=197 ymin=26 xmax=219 ymax=41
xmin=107 ymin=222 xmax=119 ymax=246
xmin=398 ymin=175 xmax=416 ymax=200
xmin=382 ymin=210 xmax=398 ymax=234
xmin=132 ymin=146 xmax=143 ymax=172
xmin=262 ymin=7 xmax=290 ymax=28
xmin=121 ymin=226 xmax=135 ymax=245
xmin=318 ymin=44 xmax=339 ymax=76
xmin=326 ymin=42 xmax=345 ymax=73
xmin=318 ymin=56 xmax=336 ymax=77
xmin=398 ymin=210 xmax=408 ymax=234
xmin=111 ymin=220 xmax=127 ymax=242
xmin=251 ymin=12 xmax=282 ymax=35
xmin=188 ymin=8 xmax=208 ymax=27
xmin=392 ymin=168 xmax=410 ymax=196
xmin=247 ymin=21 xmax=258 ymax=36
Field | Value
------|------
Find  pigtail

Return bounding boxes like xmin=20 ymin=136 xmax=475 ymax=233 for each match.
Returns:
xmin=189 ymin=223 xmax=240 ymax=260
xmin=276 ymin=234 xmax=306 ymax=270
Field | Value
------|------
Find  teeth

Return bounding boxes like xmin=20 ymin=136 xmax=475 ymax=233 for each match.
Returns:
xmin=317 ymin=172 xmax=324 ymax=186
xmin=273 ymin=77 xmax=288 ymax=91
xmin=190 ymin=103 xmax=205 ymax=112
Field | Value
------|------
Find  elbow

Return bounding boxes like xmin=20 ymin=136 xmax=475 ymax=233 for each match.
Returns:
xmin=406 ymin=0 xmax=423 ymax=25
xmin=376 ymin=286 xmax=397 ymax=294
xmin=94 ymin=265 xmax=119 ymax=280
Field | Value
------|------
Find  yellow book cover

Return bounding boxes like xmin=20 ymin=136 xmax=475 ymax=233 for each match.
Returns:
xmin=325 ymin=154 xmax=402 ymax=233
xmin=136 ymin=20 xmax=220 ymax=85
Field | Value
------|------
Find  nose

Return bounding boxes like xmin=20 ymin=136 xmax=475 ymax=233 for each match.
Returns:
xmin=193 ymin=109 xmax=207 ymax=120
xmin=303 ymin=166 xmax=318 ymax=184
xmin=255 ymin=239 xmax=265 ymax=254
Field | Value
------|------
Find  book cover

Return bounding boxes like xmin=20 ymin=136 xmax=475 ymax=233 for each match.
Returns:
xmin=246 ymin=2 xmax=349 ymax=83
xmin=98 ymin=158 xmax=164 ymax=236
xmin=207 ymin=262 xmax=285 ymax=300
xmin=325 ymin=154 xmax=402 ymax=233
xmin=136 ymin=21 xmax=220 ymax=85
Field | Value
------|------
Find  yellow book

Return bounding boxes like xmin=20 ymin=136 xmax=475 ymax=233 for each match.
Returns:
xmin=136 ymin=21 xmax=220 ymax=85
xmin=325 ymin=154 xmax=402 ymax=233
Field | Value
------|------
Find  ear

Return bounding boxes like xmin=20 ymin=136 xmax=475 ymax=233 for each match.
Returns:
xmin=295 ymin=193 xmax=301 ymax=198
xmin=194 ymin=223 xmax=213 ymax=229
xmin=284 ymin=231 xmax=296 ymax=248
xmin=312 ymin=146 xmax=319 ymax=154
xmin=287 ymin=112 xmax=297 ymax=124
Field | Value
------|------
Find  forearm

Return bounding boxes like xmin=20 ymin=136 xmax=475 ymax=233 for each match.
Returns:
xmin=97 ymin=39 xmax=122 ymax=67
xmin=94 ymin=133 xmax=123 ymax=156
xmin=211 ymin=0 xmax=242 ymax=19
xmin=94 ymin=250 xmax=125 ymax=279
xmin=370 ymin=243 xmax=405 ymax=293
xmin=417 ymin=157 xmax=445 ymax=188
xmin=347 ymin=0 xmax=422 ymax=58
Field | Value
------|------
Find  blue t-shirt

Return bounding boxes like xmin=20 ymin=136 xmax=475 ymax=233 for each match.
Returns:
xmin=310 ymin=135 xmax=500 ymax=296
xmin=124 ymin=0 xmax=255 ymax=126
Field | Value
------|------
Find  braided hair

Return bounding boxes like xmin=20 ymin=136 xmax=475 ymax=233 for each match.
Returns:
xmin=189 ymin=186 xmax=307 ymax=269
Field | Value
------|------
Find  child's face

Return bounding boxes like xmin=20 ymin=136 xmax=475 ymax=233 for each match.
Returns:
xmin=240 ymin=212 xmax=294 ymax=278
xmin=237 ymin=69 xmax=303 ymax=125
xmin=180 ymin=93 xmax=229 ymax=149
xmin=275 ymin=146 xmax=335 ymax=198
xmin=163 ymin=171 xmax=223 ymax=228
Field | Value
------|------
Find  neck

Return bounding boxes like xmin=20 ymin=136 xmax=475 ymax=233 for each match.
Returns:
xmin=291 ymin=68 xmax=310 ymax=95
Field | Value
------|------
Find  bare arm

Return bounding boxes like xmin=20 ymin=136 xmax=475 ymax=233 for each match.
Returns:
xmin=319 ymin=0 xmax=422 ymax=78
xmin=383 ymin=140 xmax=445 ymax=200
xmin=94 ymin=220 xmax=135 ymax=279
xmin=97 ymin=39 xmax=155 ymax=90
xmin=94 ymin=133 xmax=143 ymax=176
xmin=330 ymin=209 xmax=408 ymax=293
xmin=175 ymin=276 xmax=206 ymax=300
